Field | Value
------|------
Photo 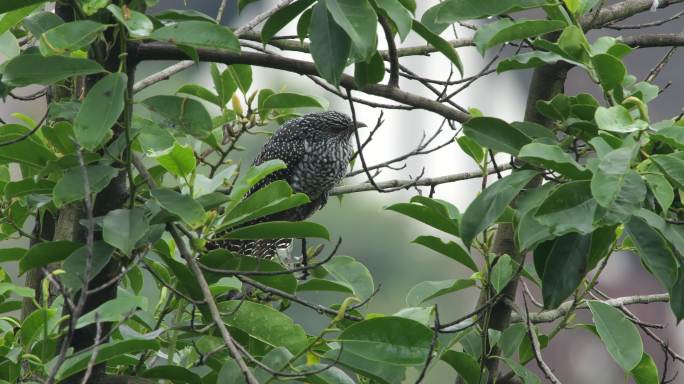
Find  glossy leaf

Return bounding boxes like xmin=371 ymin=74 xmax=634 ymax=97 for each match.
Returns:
xmin=376 ymin=0 xmax=412 ymax=41
xmin=535 ymin=181 xmax=597 ymax=235
xmin=323 ymin=255 xmax=374 ymax=300
xmin=338 ymin=317 xmax=433 ymax=365
xmin=142 ymin=95 xmax=213 ymax=139
xmin=460 ymin=170 xmax=538 ymax=248
xmin=107 ymin=4 xmax=153 ymax=37
xmin=588 ymin=300 xmax=643 ymax=371
xmin=19 ymin=241 xmax=81 ymax=275
xmin=651 ymin=154 xmax=684 ymax=189
xmin=152 ymin=188 xmax=206 ymax=227
xmin=412 ymin=236 xmax=477 ymax=271
xmin=625 ymin=216 xmax=678 ymax=290
xmin=386 ymin=201 xmax=460 ymax=237
xmin=4 ymin=179 xmax=54 ymax=198
xmin=103 ymin=208 xmax=149 ymax=255
xmin=76 ymin=294 xmax=147 ymax=328
xmin=53 ymin=165 xmax=118 ymax=207
xmin=0 ymin=0 xmax=46 ymax=13
xmin=261 ymin=0 xmax=315 ymax=43
xmin=309 ymin=3 xmax=351 ymax=86
xmin=155 ymin=143 xmax=196 ymax=178
xmin=74 ymin=72 xmax=127 ymax=150
xmin=323 ymin=0 xmax=378 ymax=61
xmin=462 ymin=117 xmax=532 ymax=155
xmin=57 ymin=339 xmax=160 ymax=380
xmin=491 ymin=254 xmax=516 ymax=293
xmin=3 ymin=54 xmax=103 ymax=86
xmin=262 ymin=92 xmax=324 ymax=110
xmin=541 ymin=233 xmax=591 ymax=309
xmin=474 ymin=19 xmax=566 ymax=55
xmin=150 ymin=21 xmax=239 ymax=51
xmin=39 ymin=20 xmax=106 ymax=55
xmin=220 ymin=300 xmax=308 ymax=353
xmin=631 ymin=353 xmax=659 ymax=384
xmin=202 ymin=249 xmax=298 ymax=294
xmin=436 ymin=0 xmax=550 ymax=22
xmin=61 ymin=242 xmax=114 ymax=291
xmin=594 ymin=106 xmax=648 ymax=134
xmin=592 ymin=53 xmax=626 ymax=91
xmin=406 ymin=278 xmax=475 ymax=306
xmin=412 ymin=20 xmax=463 ymax=75
xmin=518 ymin=142 xmax=591 ymax=180
xmin=440 ymin=351 xmax=480 ymax=384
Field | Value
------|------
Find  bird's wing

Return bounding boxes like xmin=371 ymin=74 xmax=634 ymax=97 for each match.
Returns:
xmin=250 ymin=120 xmax=306 ymax=191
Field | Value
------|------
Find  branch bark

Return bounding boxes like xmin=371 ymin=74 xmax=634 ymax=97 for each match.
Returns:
xmin=131 ymin=43 xmax=471 ymax=123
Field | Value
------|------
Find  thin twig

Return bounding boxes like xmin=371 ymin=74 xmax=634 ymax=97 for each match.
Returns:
xmin=523 ymin=292 xmax=562 ymax=383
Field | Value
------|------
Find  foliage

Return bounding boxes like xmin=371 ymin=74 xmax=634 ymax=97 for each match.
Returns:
xmin=0 ymin=0 xmax=681 ymax=383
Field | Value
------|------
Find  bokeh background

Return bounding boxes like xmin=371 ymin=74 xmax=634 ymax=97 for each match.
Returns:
xmin=2 ymin=1 xmax=684 ymax=382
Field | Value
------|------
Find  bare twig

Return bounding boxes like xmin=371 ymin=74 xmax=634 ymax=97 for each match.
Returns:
xmin=415 ymin=306 xmax=440 ymax=383
xmin=523 ymin=292 xmax=562 ymax=384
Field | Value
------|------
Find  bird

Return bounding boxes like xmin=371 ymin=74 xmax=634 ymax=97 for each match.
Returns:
xmin=208 ymin=111 xmax=366 ymax=259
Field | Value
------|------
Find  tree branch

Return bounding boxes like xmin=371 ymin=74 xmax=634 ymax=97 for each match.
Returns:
xmin=331 ymin=166 xmax=512 ymax=195
xmin=623 ymin=33 xmax=684 ymax=47
xmin=581 ymin=0 xmax=684 ymax=29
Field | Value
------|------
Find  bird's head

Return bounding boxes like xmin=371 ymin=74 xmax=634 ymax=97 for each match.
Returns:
xmin=297 ymin=111 xmax=366 ymax=137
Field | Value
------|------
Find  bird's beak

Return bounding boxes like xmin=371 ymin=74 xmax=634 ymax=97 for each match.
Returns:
xmin=354 ymin=121 xmax=367 ymax=129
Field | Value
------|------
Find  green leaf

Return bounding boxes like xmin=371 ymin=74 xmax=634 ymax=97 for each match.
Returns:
xmin=497 ymin=51 xmax=580 ymax=73
xmin=39 ymin=20 xmax=106 ymax=56
xmin=0 ymin=125 xmax=57 ymax=168
xmin=228 ymin=160 xmax=287 ymax=209
xmin=177 ymin=83 xmax=221 ymax=106
xmin=61 ymin=242 xmax=114 ymax=291
xmin=220 ymin=181 xmax=309 ymax=230
xmin=219 ymin=300 xmax=309 ymax=354
xmin=436 ymin=0 xmax=550 ymax=22
xmin=74 ymin=72 xmax=127 ymax=150
xmin=135 ymin=117 xmax=175 ymax=155
xmin=354 ymin=51 xmax=385 ymax=87
xmin=57 ymin=339 xmax=160 ymax=380
xmin=500 ymin=323 xmax=527 ymax=358
xmin=631 ymin=353 xmax=659 ymax=384
xmin=77 ymin=0 xmax=110 ymax=16
xmin=0 ymin=282 xmax=33 ymax=298
xmin=76 ymin=294 xmax=147 ymax=328
xmin=651 ymin=125 xmax=684 ymax=150
xmin=20 ymin=308 xmax=57 ymax=348
xmin=386 ymin=200 xmax=460 ymax=237
xmin=4 ymin=179 xmax=55 ymax=198
xmin=625 ymin=216 xmax=678 ymax=290
xmin=262 ymin=92 xmax=324 ymax=110
xmin=462 ymin=117 xmax=532 ymax=155
xmin=518 ymin=142 xmax=591 ymax=180
xmin=53 ymin=165 xmax=118 ymax=207
xmin=298 ymin=278 xmax=354 ymax=294
xmin=150 ymin=21 xmax=240 ymax=51
xmin=587 ymin=300 xmax=643 ymax=371
xmin=103 ymin=208 xmax=149 ymax=255
xmin=338 ymin=317 xmax=433 ymax=365
xmin=592 ymin=53 xmax=626 ymax=91
xmin=501 ymin=357 xmax=541 ymax=384
xmin=592 ymin=153 xmax=646 ymax=224
xmin=412 ymin=20 xmax=463 ymax=75
xmin=309 ymin=3 xmax=351 ymax=86
xmin=142 ymin=366 xmax=201 ymax=384
xmin=440 ymin=351 xmax=480 ymax=384
xmin=491 ymin=254 xmax=516 ymax=293
xmin=154 ymin=9 xmax=216 ymax=23
xmin=155 ymin=143 xmax=196 ymax=178
xmin=107 ymin=4 xmax=153 ymax=37
xmin=297 ymin=8 xmax=312 ymax=41
xmin=323 ymin=348 xmax=406 ymax=384
xmin=412 ymin=235 xmax=477 ymax=271
xmin=540 ymin=232 xmax=591 ymax=309
xmin=0 ymin=31 xmax=20 ymax=59
xmin=225 ymin=221 xmax=330 ymax=240
xmin=651 ymin=154 xmax=684 ymax=189
xmin=323 ymin=0 xmax=378 ymax=61
xmin=406 ymin=278 xmax=475 ymax=306
xmin=151 ymin=188 xmax=206 ymax=227
xmin=3 ymin=54 xmax=103 ymax=86
xmin=669 ymin=268 xmax=684 ymax=323
xmin=474 ymin=19 xmax=566 ymax=55
xmin=23 ymin=11 xmax=63 ymax=37
xmin=594 ymin=106 xmax=648 ymax=134
xmin=0 ymin=0 xmax=46 ymax=14
xmin=323 ymin=255 xmax=374 ymax=300
xmin=261 ymin=0 xmax=315 ymax=43
xmin=456 ymin=136 xmax=485 ymax=164
xmin=210 ymin=63 xmax=238 ymax=107
xmin=535 ymin=181 xmax=597 ymax=235
xmin=142 ymin=95 xmax=213 ymax=139
xmin=0 ymin=3 xmax=43 ymax=35
xmin=201 ymin=249 xmax=298 ymax=294
xmin=460 ymin=170 xmax=538 ymax=248
xmin=19 ymin=241 xmax=81 ymax=275
xmin=0 ymin=247 xmax=25 ymax=263
xmin=376 ymin=0 xmax=412 ymax=41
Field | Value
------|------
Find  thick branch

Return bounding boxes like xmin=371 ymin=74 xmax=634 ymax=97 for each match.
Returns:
xmin=511 ymin=293 xmax=670 ymax=324
xmin=581 ymin=0 xmax=684 ymax=29
xmin=131 ymin=43 xmax=471 ymax=123
xmin=623 ymin=33 xmax=684 ymax=47
xmin=331 ymin=166 xmax=511 ymax=195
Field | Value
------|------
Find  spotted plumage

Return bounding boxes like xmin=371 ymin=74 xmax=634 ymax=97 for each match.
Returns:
xmin=209 ymin=111 xmax=364 ymax=259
